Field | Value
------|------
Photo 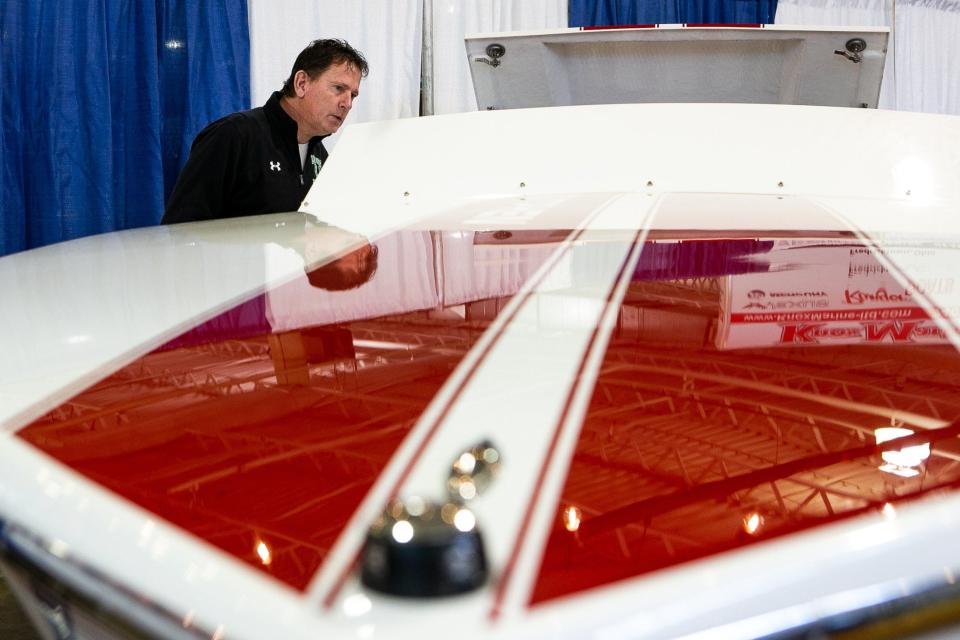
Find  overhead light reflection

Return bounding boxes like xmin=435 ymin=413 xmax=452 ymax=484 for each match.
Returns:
xmin=256 ymin=540 xmax=272 ymax=566
xmin=453 ymin=508 xmax=476 ymax=532
xmin=875 ymin=427 xmax=929 ymax=477
xmin=181 ymin=610 xmax=195 ymax=628
xmin=455 ymin=452 xmax=477 ymax=475
xmin=138 ymin=520 xmax=156 ymax=547
xmin=882 ymin=503 xmax=897 ymax=520
xmin=879 ymin=464 xmax=920 ymax=478
xmin=405 ymin=495 xmax=426 ymax=517
xmin=563 ymin=505 xmax=582 ymax=532
xmin=49 ymin=539 xmax=68 ymax=558
xmin=342 ymin=593 xmax=372 ymax=617
xmin=352 ymin=339 xmax=417 ymax=351
xmin=455 ymin=477 xmax=477 ymax=500
xmin=743 ymin=512 xmax=764 ymax=535
xmin=392 ymin=520 xmax=414 ymax=543
xmin=440 ymin=502 xmax=459 ymax=525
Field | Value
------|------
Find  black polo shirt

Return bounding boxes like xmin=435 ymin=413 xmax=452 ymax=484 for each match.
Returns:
xmin=161 ymin=92 xmax=328 ymax=224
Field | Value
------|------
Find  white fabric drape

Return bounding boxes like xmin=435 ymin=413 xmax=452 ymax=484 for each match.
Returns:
xmin=775 ymin=0 xmax=891 ymax=30
xmin=776 ymin=0 xmax=960 ymax=114
xmin=892 ymin=0 xmax=960 ymax=114
xmin=248 ymin=0 xmax=423 ymax=149
xmin=430 ymin=0 xmax=568 ymax=115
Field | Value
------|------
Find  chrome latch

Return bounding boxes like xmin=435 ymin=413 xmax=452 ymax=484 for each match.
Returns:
xmin=474 ymin=43 xmax=506 ymax=68
xmin=834 ymin=37 xmax=867 ymax=63
xmin=360 ymin=441 xmax=501 ymax=597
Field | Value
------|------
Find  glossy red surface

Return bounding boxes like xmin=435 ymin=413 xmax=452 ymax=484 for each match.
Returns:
xmin=17 ymin=229 xmax=548 ymax=591
xmin=530 ymin=237 xmax=960 ymax=605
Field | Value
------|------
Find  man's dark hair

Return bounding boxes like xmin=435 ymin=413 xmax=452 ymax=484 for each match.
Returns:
xmin=306 ymin=243 xmax=379 ymax=291
xmin=281 ymin=39 xmax=369 ymax=97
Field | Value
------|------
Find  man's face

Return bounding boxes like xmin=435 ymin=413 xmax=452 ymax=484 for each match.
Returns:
xmin=295 ymin=61 xmax=362 ymax=137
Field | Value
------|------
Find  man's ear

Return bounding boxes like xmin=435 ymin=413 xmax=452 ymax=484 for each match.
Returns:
xmin=293 ymin=70 xmax=310 ymax=98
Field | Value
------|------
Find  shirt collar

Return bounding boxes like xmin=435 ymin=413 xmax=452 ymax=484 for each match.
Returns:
xmin=264 ymin=91 xmax=328 ymax=145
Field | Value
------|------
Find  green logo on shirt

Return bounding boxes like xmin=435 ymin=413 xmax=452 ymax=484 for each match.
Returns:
xmin=311 ymin=154 xmax=323 ymax=178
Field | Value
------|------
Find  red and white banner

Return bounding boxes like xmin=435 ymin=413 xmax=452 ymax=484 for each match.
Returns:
xmin=717 ymin=239 xmax=954 ymax=348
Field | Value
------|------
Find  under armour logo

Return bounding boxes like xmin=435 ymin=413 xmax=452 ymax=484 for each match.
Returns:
xmin=269 ymin=161 xmax=281 ymax=172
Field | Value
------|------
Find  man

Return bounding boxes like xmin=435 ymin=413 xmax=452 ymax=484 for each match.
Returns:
xmin=162 ymin=39 xmax=368 ymax=224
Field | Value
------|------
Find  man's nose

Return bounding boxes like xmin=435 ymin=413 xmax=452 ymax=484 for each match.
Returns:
xmin=341 ymin=94 xmax=353 ymax=111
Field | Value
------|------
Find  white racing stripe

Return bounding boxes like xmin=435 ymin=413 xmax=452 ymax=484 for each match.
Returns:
xmin=308 ymin=193 xmax=657 ymax=630
xmin=304 ymin=192 xmax=625 ymax=608
xmin=489 ymin=200 xmax=652 ymax=621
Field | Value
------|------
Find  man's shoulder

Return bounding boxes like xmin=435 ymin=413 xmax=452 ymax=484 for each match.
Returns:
xmin=193 ymin=107 xmax=264 ymax=154
xmin=232 ymin=104 xmax=269 ymax=126
xmin=195 ymin=106 xmax=266 ymax=141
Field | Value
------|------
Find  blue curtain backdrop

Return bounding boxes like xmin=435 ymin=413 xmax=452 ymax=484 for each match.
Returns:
xmin=0 ymin=1 xmax=249 ymax=257
xmin=570 ymin=0 xmax=778 ymax=26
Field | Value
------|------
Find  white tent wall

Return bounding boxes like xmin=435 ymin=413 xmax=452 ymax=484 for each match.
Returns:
xmin=428 ymin=0 xmax=568 ymax=114
xmin=247 ymin=0 xmax=424 ymax=150
xmin=247 ymin=0 xmax=957 ymax=137
xmin=776 ymin=0 xmax=960 ymax=115
xmin=247 ymin=0 xmax=567 ymax=124
xmin=892 ymin=0 xmax=960 ymax=115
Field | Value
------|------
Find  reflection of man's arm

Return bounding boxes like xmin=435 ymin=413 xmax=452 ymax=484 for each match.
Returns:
xmin=269 ymin=327 xmax=356 ymax=386
xmin=163 ymin=212 xmax=377 ymax=291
